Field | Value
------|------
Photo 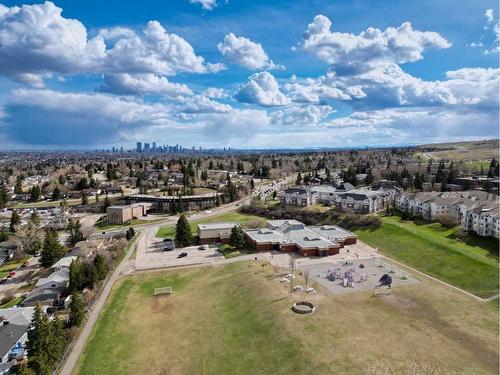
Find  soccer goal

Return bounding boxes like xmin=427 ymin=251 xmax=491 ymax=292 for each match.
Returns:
xmin=154 ymin=286 xmax=173 ymax=296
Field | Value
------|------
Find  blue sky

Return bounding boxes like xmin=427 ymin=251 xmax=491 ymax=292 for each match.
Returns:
xmin=0 ymin=0 xmax=498 ymax=149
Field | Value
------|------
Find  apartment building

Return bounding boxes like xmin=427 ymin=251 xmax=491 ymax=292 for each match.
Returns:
xmin=395 ymin=191 xmax=499 ymax=238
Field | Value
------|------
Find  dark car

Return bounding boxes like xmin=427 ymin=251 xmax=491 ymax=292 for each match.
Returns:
xmin=164 ymin=246 xmax=174 ymax=252
xmin=0 ymin=278 xmax=7 ymax=284
xmin=177 ymin=252 xmax=188 ymax=258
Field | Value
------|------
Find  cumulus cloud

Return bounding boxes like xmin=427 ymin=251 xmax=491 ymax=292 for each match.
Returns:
xmin=234 ymin=71 xmax=291 ymax=106
xmin=175 ymin=95 xmax=232 ymax=114
xmin=2 ymin=89 xmax=173 ymax=145
xmin=470 ymin=8 xmax=499 ymax=54
xmin=99 ymin=73 xmax=193 ymax=97
xmin=284 ymin=65 xmax=499 ymax=110
xmin=297 ymin=15 xmax=451 ymax=73
xmin=271 ymin=104 xmax=334 ymax=126
xmin=485 ymin=9 xmax=494 ymax=23
xmin=189 ymin=0 xmax=218 ymax=10
xmin=0 ymin=2 xmax=222 ymax=86
xmin=203 ymin=87 xmax=229 ymax=99
xmin=217 ymin=33 xmax=283 ymax=70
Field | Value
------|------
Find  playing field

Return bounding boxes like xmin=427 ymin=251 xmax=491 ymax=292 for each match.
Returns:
xmin=75 ymin=262 xmax=499 ymax=375
xmin=355 ymin=216 xmax=499 ymax=299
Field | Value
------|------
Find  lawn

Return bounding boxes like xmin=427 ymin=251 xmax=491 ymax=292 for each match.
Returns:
xmin=75 ymin=262 xmax=499 ymax=375
xmin=355 ymin=216 xmax=499 ymax=299
xmin=0 ymin=259 xmax=26 ymax=279
xmin=0 ymin=296 xmax=23 ymax=308
xmin=156 ymin=211 xmax=267 ymax=238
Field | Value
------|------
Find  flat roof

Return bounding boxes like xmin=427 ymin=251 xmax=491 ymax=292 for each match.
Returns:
xmin=197 ymin=222 xmax=238 ymax=230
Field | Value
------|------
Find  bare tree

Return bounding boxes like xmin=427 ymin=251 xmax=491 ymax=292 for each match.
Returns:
xmin=303 ymin=269 xmax=310 ymax=288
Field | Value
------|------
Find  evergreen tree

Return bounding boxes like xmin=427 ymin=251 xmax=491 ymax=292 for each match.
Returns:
xmin=30 ymin=185 xmax=41 ymax=202
xmin=175 ymin=214 xmax=191 ymax=247
xmin=93 ymin=254 xmax=108 ymax=280
xmin=81 ymin=192 xmax=89 ymax=206
xmin=0 ymin=182 xmax=8 ymax=209
xmin=250 ymin=179 xmax=255 ymax=190
xmin=40 ymin=230 xmax=66 ymax=268
xmin=295 ymin=172 xmax=302 ymax=185
xmin=10 ymin=209 xmax=20 ymax=232
xmin=126 ymin=227 xmax=136 ymax=241
xmin=69 ymin=291 xmax=85 ymax=327
xmin=227 ymin=181 xmax=237 ymax=202
xmin=414 ymin=172 xmax=423 ymax=191
xmin=69 ymin=258 xmax=86 ymax=292
xmin=14 ymin=177 xmax=23 ymax=194
xmin=84 ymin=262 xmax=99 ymax=289
xmin=229 ymin=226 xmax=246 ymax=249
xmin=441 ymin=179 xmax=448 ymax=192
xmin=66 ymin=218 xmax=85 ymax=246
xmin=365 ymin=169 xmax=374 ymax=185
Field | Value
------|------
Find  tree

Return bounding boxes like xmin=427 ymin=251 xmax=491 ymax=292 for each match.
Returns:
xmin=175 ymin=214 xmax=191 ymax=247
xmin=227 ymin=181 xmax=237 ymax=202
xmin=303 ymin=269 xmax=310 ymax=287
xmin=68 ymin=291 xmax=85 ymax=327
xmin=29 ymin=211 xmax=40 ymax=226
xmin=81 ymin=192 xmax=89 ymax=206
xmin=52 ymin=186 xmax=61 ymax=201
xmin=30 ymin=185 xmax=41 ymax=202
xmin=10 ymin=209 xmax=20 ymax=232
xmin=126 ymin=227 xmax=136 ymax=241
xmin=69 ymin=259 xmax=86 ymax=292
xmin=93 ymin=254 xmax=108 ymax=280
xmin=66 ymin=218 xmax=85 ymax=246
xmin=40 ymin=230 xmax=66 ymax=268
xmin=229 ymin=226 xmax=246 ymax=249
xmin=365 ymin=169 xmax=374 ymax=185
xmin=14 ymin=177 xmax=23 ymax=194
xmin=295 ymin=172 xmax=302 ymax=185
xmin=84 ymin=262 xmax=99 ymax=289
xmin=0 ymin=182 xmax=8 ymax=209
xmin=250 ymin=179 xmax=255 ymax=190
xmin=13 ymin=220 xmax=42 ymax=256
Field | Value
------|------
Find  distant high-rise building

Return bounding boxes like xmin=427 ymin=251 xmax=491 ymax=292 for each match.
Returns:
xmin=152 ymin=142 xmax=157 ymax=152
xmin=120 ymin=147 xmax=124 ymax=153
xmin=136 ymin=142 xmax=142 ymax=153
xmin=144 ymin=143 xmax=150 ymax=151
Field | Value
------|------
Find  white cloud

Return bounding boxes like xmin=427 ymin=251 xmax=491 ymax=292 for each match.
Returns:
xmin=234 ymin=71 xmax=291 ymax=106
xmin=99 ymin=73 xmax=193 ymax=97
xmin=3 ymin=89 xmax=173 ymax=145
xmin=298 ymin=15 xmax=451 ymax=72
xmin=0 ymin=2 xmax=221 ymax=86
xmin=189 ymin=0 xmax=218 ymax=11
xmin=175 ymin=95 xmax=232 ymax=114
xmin=271 ymin=104 xmax=334 ymax=126
xmin=217 ymin=33 xmax=283 ymax=70
xmin=203 ymin=87 xmax=228 ymax=98
xmin=485 ymin=9 xmax=494 ymax=23
xmin=284 ymin=65 xmax=499 ymax=109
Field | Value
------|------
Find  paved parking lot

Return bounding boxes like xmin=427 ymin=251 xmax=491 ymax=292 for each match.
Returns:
xmin=134 ymin=227 xmax=224 ymax=270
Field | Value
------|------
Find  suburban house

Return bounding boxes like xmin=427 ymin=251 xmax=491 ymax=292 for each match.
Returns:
xmin=35 ymin=268 xmax=69 ymax=291
xmin=51 ymin=256 xmax=78 ymax=271
xmin=197 ymin=222 xmax=239 ymax=244
xmin=106 ymin=203 xmax=152 ymax=225
xmin=22 ymin=289 xmax=61 ymax=307
xmin=244 ymin=220 xmax=357 ymax=257
xmin=395 ymin=191 xmax=499 ymax=238
xmin=0 ymin=307 xmax=38 ymax=374
xmin=122 ymin=194 xmax=222 ymax=213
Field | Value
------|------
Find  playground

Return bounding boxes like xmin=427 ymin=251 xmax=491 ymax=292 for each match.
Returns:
xmin=300 ymin=258 xmax=420 ymax=295
xmin=75 ymin=261 xmax=498 ymax=375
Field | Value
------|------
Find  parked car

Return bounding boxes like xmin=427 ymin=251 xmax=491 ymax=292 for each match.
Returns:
xmin=7 ymin=271 xmax=16 ymax=278
xmin=22 ymin=261 xmax=29 ymax=267
xmin=177 ymin=252 xmax=188 ymax=258
xmin=0 ymin=278 xmax=7 ymax=284
xmin=164 ymin=247 xmax=174 ymax=252
xmin=198 ymin=245 xmax=207 ymax=250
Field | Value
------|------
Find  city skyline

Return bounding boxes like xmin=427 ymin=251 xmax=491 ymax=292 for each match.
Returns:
xmin=0 ymin=0 xmax=498 ymax=150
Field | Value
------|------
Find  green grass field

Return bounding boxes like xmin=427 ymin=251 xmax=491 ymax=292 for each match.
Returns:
xmin=355 ymin=216 xmax=499 ymax=299
xmin=75 ymin=262 xmax=499 ymax=375
xmin=156 ymin=211 xmax=267 ymax=238
xmin=0 ymin=296 xmax=23 ymax=308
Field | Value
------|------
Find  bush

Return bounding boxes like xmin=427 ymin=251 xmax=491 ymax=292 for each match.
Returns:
xmin=435 ymin=214 xmax=459 ymax=228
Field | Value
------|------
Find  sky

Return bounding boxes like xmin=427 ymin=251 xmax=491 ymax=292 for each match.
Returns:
xmin=0 ymin=0 xmax=498 ymax=150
